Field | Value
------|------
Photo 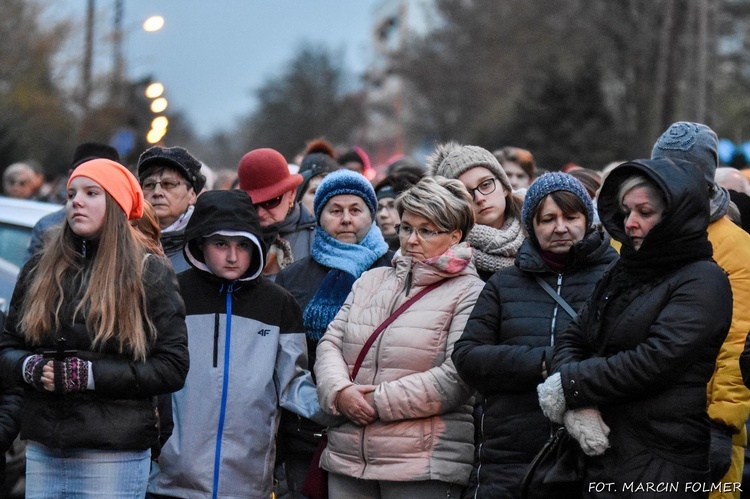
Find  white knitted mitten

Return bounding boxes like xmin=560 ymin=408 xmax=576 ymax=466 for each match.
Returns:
xmin=537 ymin=373 xmax=566 ymax=424
xmin=564 ymin=407 xmax=610 ymax=456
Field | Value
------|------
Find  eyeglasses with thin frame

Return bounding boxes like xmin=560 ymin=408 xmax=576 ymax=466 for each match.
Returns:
xmin=466 ymin=177 xmax=498 ymax=201
xmin=394 ymin=224 xmax=449 ymax=241
xmin=254 ymin=194 xmax=284 ymax=211
xmin=142 ymin=180 xmax=184 ymax=192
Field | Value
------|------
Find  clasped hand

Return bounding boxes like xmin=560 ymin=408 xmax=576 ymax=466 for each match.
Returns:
xmin=24 ymin=355 xmax=89 ymax=393
xmin=336 ymin=384 xmax=377 ymax=425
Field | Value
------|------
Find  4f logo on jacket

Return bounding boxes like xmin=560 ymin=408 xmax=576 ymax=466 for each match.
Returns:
xmin=257 ymin=329 xmax=270 ymax=337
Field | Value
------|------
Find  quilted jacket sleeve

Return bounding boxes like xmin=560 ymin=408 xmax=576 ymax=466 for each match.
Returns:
xmin=557 ymin=263 xmax=732 ymax=409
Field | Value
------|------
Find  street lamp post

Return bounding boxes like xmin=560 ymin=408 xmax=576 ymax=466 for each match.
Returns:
xmin=82 ymin=0 xmax=95 ymax=114
xmin=111 ymin=0 xmax=125 ymax=105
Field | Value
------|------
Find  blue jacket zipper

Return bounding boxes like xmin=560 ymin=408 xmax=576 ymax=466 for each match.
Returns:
xmin=212 ymin=281 xmax=236 ymax=499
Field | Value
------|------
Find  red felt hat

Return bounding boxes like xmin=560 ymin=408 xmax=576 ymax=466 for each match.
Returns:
xmin=237 ymin=148 xmax=303 ymax=204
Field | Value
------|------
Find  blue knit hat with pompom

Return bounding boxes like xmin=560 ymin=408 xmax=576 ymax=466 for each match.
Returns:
xmin=313 ymin=169 xmax=377 ymax=221
xmin=522 ymin=172 xmax=594 ymax=242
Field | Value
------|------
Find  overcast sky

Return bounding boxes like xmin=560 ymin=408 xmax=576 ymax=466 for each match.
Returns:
xmin=46 ymin=1 xmax=381 ymax=138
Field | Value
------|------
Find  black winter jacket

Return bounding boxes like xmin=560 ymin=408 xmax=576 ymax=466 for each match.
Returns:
xmin=552 ymin=158 xmax=732 ymax=497
xmin=0 ymin=247 xmax=189 ymax=451
xmin=0 ymin=311 xmax=20 ymax=483
xmin=453 ymin=228 xmax=617 ymax=499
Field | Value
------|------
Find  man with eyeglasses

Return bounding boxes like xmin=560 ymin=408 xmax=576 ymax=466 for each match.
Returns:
xmin=137 ymin=146 xmax=206 ymax=273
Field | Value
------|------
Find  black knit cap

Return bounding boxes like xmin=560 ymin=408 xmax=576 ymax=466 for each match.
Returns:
xmin=71 ymin=142 xmax=120 ymax=169
xmin=137 ymin=146 xmax=206 ymax=193
xmin=299 ymin=152 xmax=338 ymax=176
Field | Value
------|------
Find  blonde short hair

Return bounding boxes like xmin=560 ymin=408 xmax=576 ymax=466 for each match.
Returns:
xmin=617 ymin=174 xmax=661 ymax=207
xmin=396 ymin=176 xmax=474 ymax=241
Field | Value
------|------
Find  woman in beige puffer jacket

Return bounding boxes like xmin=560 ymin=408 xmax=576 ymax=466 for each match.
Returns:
xmin=315 ymin=177 xmax=485 ymax=498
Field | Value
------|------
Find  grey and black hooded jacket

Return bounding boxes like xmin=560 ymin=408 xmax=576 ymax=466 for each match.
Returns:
xmin=148 ymin=190 xmax=331 ymax=499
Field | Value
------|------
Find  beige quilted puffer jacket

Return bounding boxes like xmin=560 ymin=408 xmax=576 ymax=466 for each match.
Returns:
xmin=315 ymin=249 xmax=484 ymax=485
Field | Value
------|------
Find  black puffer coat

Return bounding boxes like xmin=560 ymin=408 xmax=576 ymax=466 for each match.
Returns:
xmin=552 ymin=158 xmax=732 ymax=497
xmin=0 ymin=245 xmax=189 ymax=451
xmin=453 ymin=228 xmax=617 ymax=499
xmin=0 ymin=310 xmax=20 ymax=484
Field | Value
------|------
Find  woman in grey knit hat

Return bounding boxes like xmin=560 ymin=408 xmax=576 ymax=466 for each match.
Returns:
xmin=428 ymin=142 xmax=525 ymax=280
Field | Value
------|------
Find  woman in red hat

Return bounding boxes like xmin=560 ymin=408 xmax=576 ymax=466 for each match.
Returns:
xmin=238 ymin=148 xmax=317 ymax=277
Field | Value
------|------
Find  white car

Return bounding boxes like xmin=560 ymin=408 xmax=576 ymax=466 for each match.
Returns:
xmin=0 ymin=196 xmax=61 ymax=313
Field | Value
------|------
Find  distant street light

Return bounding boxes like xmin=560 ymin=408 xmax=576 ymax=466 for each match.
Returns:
xmin=147 ymin=127 xmax=167 ymax=144
xmin=151 ymin=116 xmax=169 ymax=130
xmin=143 ymin=15 xmax=165 ymax=32
xmin=145 ymin=82 xmax=164 ymax=99
xmin=151 ymin=97 xmax=168 ymax=113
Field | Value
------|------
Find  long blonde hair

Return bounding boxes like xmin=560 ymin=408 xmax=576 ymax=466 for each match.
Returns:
xmin=20 ymin=195 xmax=155 ymax=361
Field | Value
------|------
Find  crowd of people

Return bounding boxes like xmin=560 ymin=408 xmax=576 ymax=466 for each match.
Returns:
xmin=0 ymin=122 xmax=749 ymax=498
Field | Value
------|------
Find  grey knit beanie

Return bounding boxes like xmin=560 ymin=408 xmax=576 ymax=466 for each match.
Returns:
xmin=651 ymin=122 xmax=719 ymax=183
xmin=427 ymin=142 xmax=512 ymax=193
xmin=521 ymin=172 xmax=594 ymax=243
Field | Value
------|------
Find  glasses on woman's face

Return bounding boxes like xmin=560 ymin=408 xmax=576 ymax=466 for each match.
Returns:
xmin=467 ymin=177 xmax=498 ymax=201
xmin=394 ymin=223 xmax=449 ymax=241
xmin=254 ymin=194 xmax=284 ymax=211
xmin=142 ymin=180 xmax=184 ymax=192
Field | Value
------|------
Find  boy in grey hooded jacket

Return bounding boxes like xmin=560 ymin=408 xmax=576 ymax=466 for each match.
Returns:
xmin=148 ymin=190 xmax=335 ymax=499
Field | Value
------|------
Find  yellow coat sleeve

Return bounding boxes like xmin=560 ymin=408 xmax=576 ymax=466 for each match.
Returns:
xmin=706 ymin=217 xmax=750 ymax=442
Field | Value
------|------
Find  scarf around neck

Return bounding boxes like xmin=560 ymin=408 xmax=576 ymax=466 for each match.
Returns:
xmin=162 ymin=205 xmax=194 ymax=234
xmin=303 ymin=223 xmax=389 ymax=341
xmin=311 ymin=223 xmax=389 ymax=277
xmin=467 ymin=217 xmax=525 ymax=273
xmin=421 ymin=241 xmax=473 ymax=275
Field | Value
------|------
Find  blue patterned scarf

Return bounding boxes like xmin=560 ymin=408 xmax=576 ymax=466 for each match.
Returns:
xmin=303 ymin=224 xmax=389 ymax=341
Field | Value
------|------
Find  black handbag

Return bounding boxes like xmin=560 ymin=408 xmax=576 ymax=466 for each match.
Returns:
xmin=519 ymin=426 xmax=585 ymax=499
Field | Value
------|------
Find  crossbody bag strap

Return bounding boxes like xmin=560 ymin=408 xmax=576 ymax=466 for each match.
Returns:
xmin=350 ymin=280 xmax=444 ymax=382
xmin=535 ymin=275 xmax=577 ymax=321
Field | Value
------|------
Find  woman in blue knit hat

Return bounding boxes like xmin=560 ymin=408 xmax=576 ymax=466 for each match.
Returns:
xmin=453 ymin=172 xmax=618 ymax=498
xmin=275 ymin=169 xmax=392 ymax=497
